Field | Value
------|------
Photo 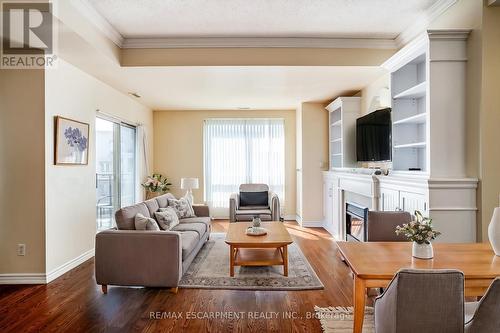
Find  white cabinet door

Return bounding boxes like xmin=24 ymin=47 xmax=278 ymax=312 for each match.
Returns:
xmin=323 ymin=179 xmax=333 ymax=224
xmin=380 ymin=188 xmax=400 ymax=211
xmin=400 ymin=191 xmax=427 ymax=215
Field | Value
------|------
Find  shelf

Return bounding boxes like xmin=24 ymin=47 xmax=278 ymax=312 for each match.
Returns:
xmin=331 ymin=153 xmax=343 ymax=156
xmin=393 ymin=82 xmax=426 ymax=99
xmin=394 ymin=142 xmax=426 ymax=149
xmin=331 ymin=120 xmax=342 ymax=127
xmin=393 ymin=113 xmax=427 ymax=125
xmin=330 ymin=138 xmax=342 ymax=143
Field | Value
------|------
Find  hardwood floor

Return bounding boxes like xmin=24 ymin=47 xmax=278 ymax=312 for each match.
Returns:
xmin=0 ymin=221 xmax=356 ymax=333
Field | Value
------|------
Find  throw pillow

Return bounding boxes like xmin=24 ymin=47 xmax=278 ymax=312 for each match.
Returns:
xmin=134 ymin=213 xmax=160 ymax=231
xmin=155 ymin=207 xmax=180 ymax=230
xmin=167 ymin=197 xmax=196 ymax=218
xmin=240 ymin=191 xmax=268 ymax=207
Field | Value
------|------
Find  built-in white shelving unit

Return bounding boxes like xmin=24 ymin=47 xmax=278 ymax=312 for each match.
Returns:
xmin=322 ymin=30 xmax=478 ymax=243
xmin=390 ymin=51 xmax=428 ymax=172
xmin=325 ymin=97 xmax=360 ymax=169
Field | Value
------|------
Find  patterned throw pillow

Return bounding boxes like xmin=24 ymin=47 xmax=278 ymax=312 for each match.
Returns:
xmin=155 ymin=207 xmax=180 ymax=230
xmin=134 ymin=213 xmax=160 ymax=231
xmin=167 ymin=197 xmax=196 ymax=218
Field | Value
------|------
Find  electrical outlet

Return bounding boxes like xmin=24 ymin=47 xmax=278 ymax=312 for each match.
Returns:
xmin=17 ymin=244 xmax=26 ymax=256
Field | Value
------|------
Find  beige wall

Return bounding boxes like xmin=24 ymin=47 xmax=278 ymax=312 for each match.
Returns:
xmin=296 ymin=102 xmax=329 ymax=223
xmin=44 ymin=59 xmax=153 ymax=273
xmin=0 ymin=69 xmax=46 ymax=274
xmin=122 ymin=47 xmax=395 ymax=67
xmin=153 ymin=110 xmax=296 ymax=218
xmin=478 ymin=5 xmax=500 ymax=241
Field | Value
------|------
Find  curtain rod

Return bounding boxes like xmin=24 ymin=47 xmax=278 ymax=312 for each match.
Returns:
xmin=96 ymin=109 xmax=142 ymax=127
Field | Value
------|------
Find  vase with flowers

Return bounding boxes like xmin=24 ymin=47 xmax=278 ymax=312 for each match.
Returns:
xmin=142 ymin=174 xmax=172 ymax=199
xmin=395 ymin=211 xmax=441 ymax=259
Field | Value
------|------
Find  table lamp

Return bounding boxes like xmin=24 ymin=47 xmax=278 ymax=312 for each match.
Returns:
xmin=180 ymin=178 xmax=199 ymax=204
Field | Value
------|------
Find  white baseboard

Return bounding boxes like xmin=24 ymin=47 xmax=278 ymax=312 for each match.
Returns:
xmin=46 ymin=248 xmax=95 ymax=283
xmin=0 ymin=273 xmax=47 ymax=284
xmin=300 ymin=221 xmax=324 ymax=228
xmin=295 ymin=215 xmax=324 ymax=227
xmin=283 ymin=215 xmax=297 ymax=221
xmin=0 ymin=248 xmax=95 ymax=285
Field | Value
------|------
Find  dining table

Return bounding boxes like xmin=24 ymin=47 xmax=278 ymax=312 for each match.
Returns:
xmin=336 ymin=241 xmax=500 ymax=333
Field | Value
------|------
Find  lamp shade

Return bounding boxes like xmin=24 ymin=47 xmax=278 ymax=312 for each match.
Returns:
xmin=181 ymin=178 xmax=199 ymax=190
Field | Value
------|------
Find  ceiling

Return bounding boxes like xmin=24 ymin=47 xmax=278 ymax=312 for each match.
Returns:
xmin=117 ymin=66 xmax=385 ymax=110
xmin=87 ymin=0 xmax=438 ymax=39
xmin=64 ymin=0 xmax=455 ymax=110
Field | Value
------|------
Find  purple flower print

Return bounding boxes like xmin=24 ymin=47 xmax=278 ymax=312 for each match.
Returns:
xmin=64 ymin=127 xmax=88 ymax=152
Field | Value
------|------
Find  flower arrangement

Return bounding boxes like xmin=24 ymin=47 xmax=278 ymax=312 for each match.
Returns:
xmin=141 ymin=174 xmax=172 ymax=193
xmin=395 ymin=211 xmax=441 ymax=244
xmin=64 ymin=127 xmax=88 ymax=152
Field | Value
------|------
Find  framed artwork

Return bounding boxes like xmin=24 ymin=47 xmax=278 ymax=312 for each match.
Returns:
xmin=54 ymin=116 xmax=90 ymax=165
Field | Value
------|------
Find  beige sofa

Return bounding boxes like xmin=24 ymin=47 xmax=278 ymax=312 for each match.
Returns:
xmin=95 ymin=193 xmax=210 ymax=293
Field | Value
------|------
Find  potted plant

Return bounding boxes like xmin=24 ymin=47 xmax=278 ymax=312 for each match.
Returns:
xmin=395 ymin=211 xmax=441 ymax=259
xmin=142 ymin=174 xmax=172 ymax=200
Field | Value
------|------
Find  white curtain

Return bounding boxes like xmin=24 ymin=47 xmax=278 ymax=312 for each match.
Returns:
xmin=136 ymin=125 xmax=150 ymax=202
xmin=204 ymin=118 xmax=285 ymax=217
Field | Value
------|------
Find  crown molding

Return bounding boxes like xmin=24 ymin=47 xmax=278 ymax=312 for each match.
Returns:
xmin=121 ymin=37 xmax=397 ymax=49
xmin=381 ymin=33 xmax=427 ymax=72
xmin=427 ymin=29 xmax=471 ymax=40
xmin=395 ymin=0 xmax=457 ymax=48
xmin=72 ymin=0 xmax=124 ymax=47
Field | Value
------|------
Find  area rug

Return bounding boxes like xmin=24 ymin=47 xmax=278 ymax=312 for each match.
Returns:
xmin=314 ymin=306 xmax=375 ymax=333
xmin=179 ymin=233 xmax=324 ymax=290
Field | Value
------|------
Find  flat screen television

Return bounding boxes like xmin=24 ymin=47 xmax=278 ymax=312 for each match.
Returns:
xmin=356 ymin=108 xmax=392 ymax=162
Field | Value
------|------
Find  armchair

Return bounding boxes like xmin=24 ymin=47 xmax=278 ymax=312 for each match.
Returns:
xmin=229 ymin=184 xmax=280 ymax=222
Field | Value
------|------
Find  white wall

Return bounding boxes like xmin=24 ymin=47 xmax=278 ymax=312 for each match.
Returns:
xmin=44 ymin=59 xmax=153 ymax=273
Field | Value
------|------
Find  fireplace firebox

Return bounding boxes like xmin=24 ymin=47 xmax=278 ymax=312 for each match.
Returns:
xmin=345 ymin=202 xmax=369 ymax=242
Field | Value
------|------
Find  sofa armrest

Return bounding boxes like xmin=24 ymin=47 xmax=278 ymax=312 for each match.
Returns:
xmin=269 ymin=191 xmax=281 ymax=221
xmin=193 ymin=204 xmax=210 ymax=217
xmin=95 ymin=230 xmax=182 ymax=288
xmin=229 ymin=193 xmax=239 ymax=222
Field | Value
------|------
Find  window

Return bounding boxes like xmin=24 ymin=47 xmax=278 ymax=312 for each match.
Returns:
xmin=96 ymin=117 xmax=137 ymax=230
xmin=203 ymin=118 xmax=285 ymax=217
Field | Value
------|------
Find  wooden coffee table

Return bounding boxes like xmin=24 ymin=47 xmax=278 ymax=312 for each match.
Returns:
xmin=225 ymin=222 xmax=293 ymax=277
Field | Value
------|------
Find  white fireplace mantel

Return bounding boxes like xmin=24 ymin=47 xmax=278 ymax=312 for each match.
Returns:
xmin=323 ymin=170 xmax=478 ymax=243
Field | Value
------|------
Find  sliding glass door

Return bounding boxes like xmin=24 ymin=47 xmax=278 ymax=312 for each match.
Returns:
xmin=96 ymin=117 xmax=136 ymax=230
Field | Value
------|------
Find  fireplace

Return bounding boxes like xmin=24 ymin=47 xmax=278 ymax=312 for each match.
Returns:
xmin=345 ymin=202 xmax=369 ymax=242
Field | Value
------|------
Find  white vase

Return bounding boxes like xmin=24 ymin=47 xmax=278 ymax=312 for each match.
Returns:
xmin=488 ymin=207 xmax=500 ymax=256
xmin=412 ymin=242 xmax=434 ymax=259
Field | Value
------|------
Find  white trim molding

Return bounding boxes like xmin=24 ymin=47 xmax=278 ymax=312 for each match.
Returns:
xmin=300 ymin=220 xmax=324 ymax=228
xmin=46 ymin=249 xmax=95 ymax=283
xmin=0 ymin=249 xmax=95 ymax=285
xmin=74 ymin=0 xmax=124 ymax=47
xmin=395 ymin=0 xmax=458 ymax=47
xmin=0 ymin=273 xmax=47 ymax=285
xmin=122 ymin=37 xmax=398 ymax=49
